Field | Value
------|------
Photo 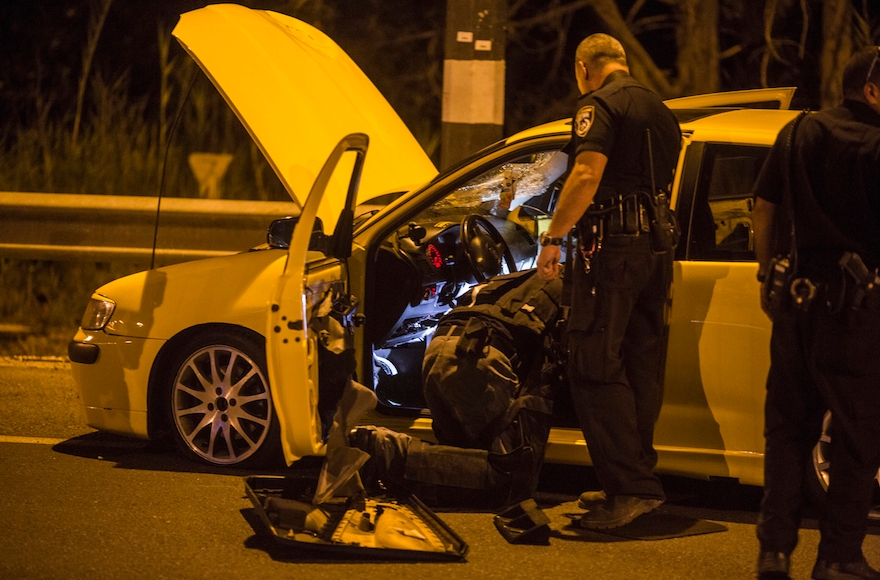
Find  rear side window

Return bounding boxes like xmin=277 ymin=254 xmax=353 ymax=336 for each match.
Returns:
xmin=687 ymin=143 xmax=769 ymax=261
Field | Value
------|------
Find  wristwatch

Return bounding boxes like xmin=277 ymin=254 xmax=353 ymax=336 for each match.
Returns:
xmin=539 ymin=232 xmax=564 ymax=246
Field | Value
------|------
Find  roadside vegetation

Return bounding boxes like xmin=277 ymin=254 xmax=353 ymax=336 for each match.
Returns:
xmin=0 ymin=4 xmax=288 ymax=356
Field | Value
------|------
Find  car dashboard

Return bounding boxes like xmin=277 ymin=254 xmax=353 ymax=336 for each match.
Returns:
xmin=367 ymin=212 xmax=538 ymax=409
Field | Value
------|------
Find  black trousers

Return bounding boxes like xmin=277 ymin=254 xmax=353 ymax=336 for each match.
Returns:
xmin=567 ymin=234 xmax=672 ymax=500
xmin=356 ymin=414 xmax=551 ymax=509
xmin=351 ymin=327 xmax=558 ymax=508
xmin=757 ymin=289 xmax=880 ymax=562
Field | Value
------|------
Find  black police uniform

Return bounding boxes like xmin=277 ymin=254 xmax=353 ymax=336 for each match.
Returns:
xmin=754 ymin=100 xmax=880 ymax=564
xmin=567 ymin=70 xmax=680 ymax=500
xmin=352 ymin=271 xmax=565 ymax=508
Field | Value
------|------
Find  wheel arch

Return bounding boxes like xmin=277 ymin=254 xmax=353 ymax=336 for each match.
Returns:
xmin=146 ymin=322 xmax=267 ymax=440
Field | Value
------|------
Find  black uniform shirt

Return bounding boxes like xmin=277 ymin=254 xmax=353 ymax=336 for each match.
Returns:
xmin=571 ymin=70 xmax=681 ymax=204
xmin=754 ymin=100 xmax=880 ymax=266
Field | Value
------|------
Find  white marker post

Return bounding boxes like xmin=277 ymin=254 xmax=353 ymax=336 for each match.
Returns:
xmin=442 ymin=0 xmax=506 ymax=169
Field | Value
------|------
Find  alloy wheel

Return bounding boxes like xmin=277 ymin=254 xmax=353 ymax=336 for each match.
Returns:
xmin=171 ymin=343 xmax=273 ymax=465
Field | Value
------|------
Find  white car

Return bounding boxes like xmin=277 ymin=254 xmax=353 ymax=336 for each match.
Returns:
xmin=71 ymin=4 xmax=839 ymax=499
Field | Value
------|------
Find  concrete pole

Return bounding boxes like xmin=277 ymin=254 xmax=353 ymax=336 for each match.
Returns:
xmin=441 ymin=0 xmax=506 ymax=169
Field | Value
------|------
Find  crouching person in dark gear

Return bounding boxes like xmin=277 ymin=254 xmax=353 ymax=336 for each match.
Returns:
xmin=753 ymin=46 xmax=880 ymax=580
xmin=351 ymin=270 xmax=564 ymax=508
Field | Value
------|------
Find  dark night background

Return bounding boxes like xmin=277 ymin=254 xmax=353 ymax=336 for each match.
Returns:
xmin=3 ymin=1 xmax=875 ymax=151
xmin=0 ymin=1 xmax=771 ymax=142
xmin=0 ymin=1 xmax=252 ymax=124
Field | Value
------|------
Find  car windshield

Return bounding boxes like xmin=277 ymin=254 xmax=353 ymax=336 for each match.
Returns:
xmin=433 ymin=150 xmax=568 ymax=215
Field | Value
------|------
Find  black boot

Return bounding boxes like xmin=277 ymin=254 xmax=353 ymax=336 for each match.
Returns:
xmin=812 ymin=556 xmax=880 ymax=580
xmin=348 ymin=425 xmax=411 ymax=495
xmin=756 ymin=551 xmax=791 ymax=579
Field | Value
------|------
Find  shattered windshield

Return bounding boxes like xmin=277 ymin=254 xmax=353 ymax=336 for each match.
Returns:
xmin=434 ymin=150 xmax=568 ymax=214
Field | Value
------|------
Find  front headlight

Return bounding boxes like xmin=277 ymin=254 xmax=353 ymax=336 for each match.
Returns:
xmin=80 ymin=295 xmax=116 ymax=330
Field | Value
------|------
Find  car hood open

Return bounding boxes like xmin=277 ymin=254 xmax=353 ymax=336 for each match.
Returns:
xmin=172 ymin=3 xmax=438 ymax=208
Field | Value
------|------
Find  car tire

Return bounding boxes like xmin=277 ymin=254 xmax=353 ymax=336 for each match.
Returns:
xmin=809 ymin=411 xmax=880 ymax=520
xmin=164 ymin=329 xmax=282 ymax=468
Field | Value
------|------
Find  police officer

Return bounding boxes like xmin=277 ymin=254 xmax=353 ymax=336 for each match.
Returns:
xmin=352 ymin=270 xmax=564 ymax=508
xmin=753 ymin=47 xmax=880 ymax=580
xmin=537 ymin=33 xmax=680 ymax=529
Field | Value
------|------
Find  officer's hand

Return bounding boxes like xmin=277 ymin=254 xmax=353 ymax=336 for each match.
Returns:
xmin=537 ymin=245 xmax=561 ymax=280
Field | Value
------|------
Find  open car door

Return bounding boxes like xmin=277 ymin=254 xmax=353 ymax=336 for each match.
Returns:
xmin=266 ymin=133 xmax=367 ymax=465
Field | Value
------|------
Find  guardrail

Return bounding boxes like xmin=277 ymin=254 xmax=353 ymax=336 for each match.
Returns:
xmin=0 ymin=192 xmax=301 ymax=265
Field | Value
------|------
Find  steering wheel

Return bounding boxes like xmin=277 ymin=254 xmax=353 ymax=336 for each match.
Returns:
xmin=459 ymin=214 xmax=517 ymax=283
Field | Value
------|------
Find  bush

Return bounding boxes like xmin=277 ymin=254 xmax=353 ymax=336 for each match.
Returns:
xmin=0 ymin=259 xmax=147 ymax=357
xmin=0 ymin=10 xmax=291 ymax=358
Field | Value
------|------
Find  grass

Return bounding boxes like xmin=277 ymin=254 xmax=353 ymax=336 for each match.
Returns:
xmin=0 ymin=5 xmax=292 ymax=358
xmin=0 ymin=329 xmax=76 ymax=358
xmin=0 ymin=64 xmax=287 ymax=353
xmin=0 ymin=259 xmax=146 ymax=357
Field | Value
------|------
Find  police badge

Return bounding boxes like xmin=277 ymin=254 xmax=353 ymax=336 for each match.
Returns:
xmin=575 ymin=105 xmax=594 ymax=137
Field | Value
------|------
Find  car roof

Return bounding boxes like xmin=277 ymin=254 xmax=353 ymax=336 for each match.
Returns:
xmin=503 ymin=87 xmax=801 ymax=148
xmin=677 ymin=108 xmax=800 ymax=145
xmin=504 ymin=107 xmax=800 ymax=148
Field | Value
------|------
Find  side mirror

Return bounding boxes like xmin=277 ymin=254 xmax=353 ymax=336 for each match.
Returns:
xmin=267 ymin=217 xmax=298 ymax=249
xmin=267 ymin=216 xmax=326 ymax=251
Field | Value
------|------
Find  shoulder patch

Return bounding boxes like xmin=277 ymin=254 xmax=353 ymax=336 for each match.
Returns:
xmin=575 ymin=105 xmax=594 ymax=138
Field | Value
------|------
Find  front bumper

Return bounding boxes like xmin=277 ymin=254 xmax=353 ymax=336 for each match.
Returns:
xmin=68 ymin=340 xmax=99 ymax=364
xmin=68 ymin=328 xmax=165 ymax=439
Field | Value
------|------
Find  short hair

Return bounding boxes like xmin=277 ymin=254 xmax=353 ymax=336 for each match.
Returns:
xmin=575 ymin=33 xmax=627 ymax=69
xmin=842 ymin=45 xmax=880 ymax=97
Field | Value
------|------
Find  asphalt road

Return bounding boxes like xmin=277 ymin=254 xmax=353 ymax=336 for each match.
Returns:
xmin=2 ymin=356 xmax=879 ymax=580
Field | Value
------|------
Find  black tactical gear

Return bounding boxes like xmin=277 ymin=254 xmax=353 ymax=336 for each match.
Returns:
xmin=424 ymin=270 xmax=563 ymax=451
xmin=354 ymin=270 xmax=564 ymax=508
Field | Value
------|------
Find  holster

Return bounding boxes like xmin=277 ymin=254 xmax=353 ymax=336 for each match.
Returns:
xmin=586 ymin=192 xmax=645 ymax=236
xmin=764 ymin=255 xmax=794 ymax=314
xmin=644 ymin=191 xmax=680 ymax=254
xmin=607 ymin=194 xmax=647 ymax=236
xmin=584 ymin=191 xmax=679 ymax=254
xmin=839 ymin=251 xmax=880 ymax=310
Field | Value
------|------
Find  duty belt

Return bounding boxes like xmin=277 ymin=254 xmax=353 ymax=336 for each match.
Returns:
xmin=786 ymin=251 xmax=880 ymax=312
xmin=584 ymin=192 xmax=653 ymax=237
xmin=576 ymin=191 xmax=659 ymax=274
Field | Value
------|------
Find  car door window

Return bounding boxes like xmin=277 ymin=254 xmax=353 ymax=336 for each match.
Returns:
xmin=687 ymin=143 xmax=769 ymax=261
